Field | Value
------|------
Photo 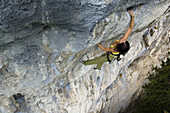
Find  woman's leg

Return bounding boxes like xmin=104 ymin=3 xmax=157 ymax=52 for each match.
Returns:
xmin=83 ymin=53 xmax=116 ymax=70
xmin=96 ymin=54 xmax=111 ymax=69
xmin=96 ymin=62 xmax=104 ymax=70
xmin=83 ymin=54 xmax=106 ymax=66
xmin=84 ymin=54 xmax=110 ymax=70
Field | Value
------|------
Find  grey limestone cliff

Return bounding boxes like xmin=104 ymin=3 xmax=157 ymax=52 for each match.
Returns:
xmin=0 ymin=0 xmax=170 ymax=113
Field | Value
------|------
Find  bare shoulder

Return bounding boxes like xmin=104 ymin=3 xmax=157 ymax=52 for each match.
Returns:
xmin=119 ymin=38 xmax=126 ymax=43
xmin=111 ymin=40 xmax=119 ymax=45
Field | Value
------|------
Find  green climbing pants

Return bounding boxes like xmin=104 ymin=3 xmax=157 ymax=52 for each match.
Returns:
xmin=83 ymin=53 xmax=114 ymax=70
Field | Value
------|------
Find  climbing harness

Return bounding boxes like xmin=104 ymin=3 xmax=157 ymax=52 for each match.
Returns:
xmin=107 ymin=40 xmax=120 ymax=64
xmin=107 ymin=52 xmax=120 ymax=64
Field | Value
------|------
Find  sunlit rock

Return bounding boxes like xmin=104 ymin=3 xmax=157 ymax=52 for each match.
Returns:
xmin=0 ymin=0 xmax=169 ymax=113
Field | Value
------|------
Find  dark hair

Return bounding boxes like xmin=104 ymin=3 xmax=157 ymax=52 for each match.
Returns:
xmin=117 ymin=41 xmax=130 ymax=55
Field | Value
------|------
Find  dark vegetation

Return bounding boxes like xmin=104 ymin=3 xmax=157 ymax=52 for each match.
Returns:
xmin=135 ymin=58 xmax=170 ymax=113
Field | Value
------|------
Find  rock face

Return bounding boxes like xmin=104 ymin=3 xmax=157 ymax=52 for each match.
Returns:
xmin=0 ymin=0 xmax=169 ymax=113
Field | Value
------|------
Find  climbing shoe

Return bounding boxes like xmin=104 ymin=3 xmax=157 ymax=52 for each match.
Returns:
xmin=80 ymin=60 xmax=84 ymax=64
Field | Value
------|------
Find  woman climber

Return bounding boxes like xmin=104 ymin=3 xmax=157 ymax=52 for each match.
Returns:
xmin=81 ymin=10 xmax=135 ymax=70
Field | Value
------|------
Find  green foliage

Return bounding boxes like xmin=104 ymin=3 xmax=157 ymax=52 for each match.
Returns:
xmin=136 ymin=59 xmax=170 ymax=113
xmin=164 ymin=109 xmax=169 ymax=113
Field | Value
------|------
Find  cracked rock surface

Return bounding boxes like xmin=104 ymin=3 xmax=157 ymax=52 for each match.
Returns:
xmin=0 ymin=0 xmax=170 ymax=113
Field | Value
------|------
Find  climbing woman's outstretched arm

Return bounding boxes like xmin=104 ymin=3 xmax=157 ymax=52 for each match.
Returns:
xmin=120 ymin=10 xmax=134 ymax=43
xmin=97 ymin=44 xmax=113 ymax=52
